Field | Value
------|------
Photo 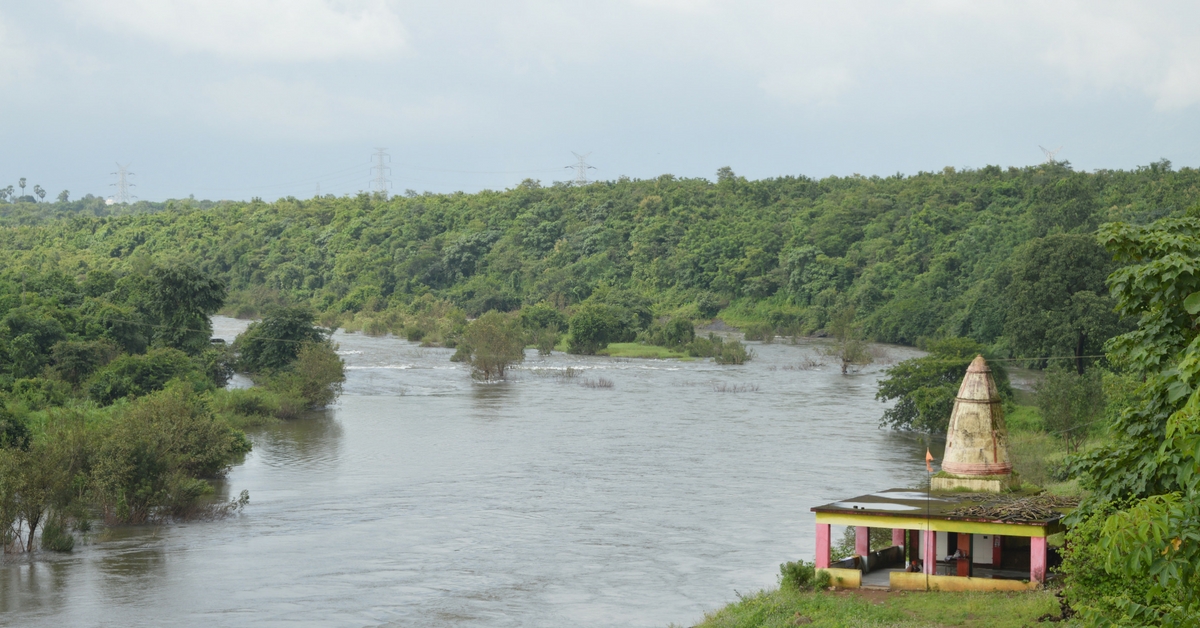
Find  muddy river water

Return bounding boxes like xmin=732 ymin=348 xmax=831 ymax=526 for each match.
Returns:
xmin=1 ymin=317 xmax=939 ymax=627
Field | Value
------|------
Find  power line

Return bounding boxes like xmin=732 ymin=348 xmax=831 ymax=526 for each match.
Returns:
xmin=566 ymin=152 xmax=595 ymax=185
xmin=371 ymin=148 xmax=392 ymax=194
xmin=110 ymin=162 xmax=135 ymax=204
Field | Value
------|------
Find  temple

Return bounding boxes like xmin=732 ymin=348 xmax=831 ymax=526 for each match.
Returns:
xmin=810 ymin=356 xmax=1076 ymax=591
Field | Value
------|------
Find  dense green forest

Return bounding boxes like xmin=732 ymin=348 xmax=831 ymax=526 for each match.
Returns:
xmin=2 ymin=161 xmax=1196 ymax=363
xmin=4 ymin=162 xmax=1200 ymax=623
xmin=0 ymin=262 xmax=344 ymax=552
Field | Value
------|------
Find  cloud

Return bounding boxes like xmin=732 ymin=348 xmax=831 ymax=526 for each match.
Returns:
xmin=0 ymin=16 xmax=36 ymax=88
xmin=74 ymin=0 xmax=405 ymax=62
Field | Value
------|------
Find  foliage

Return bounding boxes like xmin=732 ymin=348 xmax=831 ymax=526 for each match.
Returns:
xmin=1035 ymin=366 xmax=1105 ymax=453
xmin=1062 ymin=213 xmax=1200 ymax=624
xmin=876 ymin=337 xmax=1012 ymax=433
xmin=567 ymin=303 xmax=632 ymax=354
xmin=692 ymin=587 xmax=1059 ymax=628
xmin=641 ymin=317 xmax=696 ymax=348
xmin=778 ymin=560 xmax=830 ymax=591
xmin=3 ymin=164 xmax=1194 ymax=354
xmin=261 ymin=341 xmax=346 ymax=409
xmin=91 ymin=384 xmax=250 ymax=524
xmin=86 ymin=347 xmax=207 ymax=405
xmin=144 ymin=264 xmax=227 ymax=355
xmin=822 ymin=307 xmax=872 ymax=374
xmin=684 ymin=333 xmax=754 ymax=364
xmin=1004 ymin=234 xmax=1125 ymax=372
xmin=456 ymin=311 xmax=526 ymax=381
xmin=235 ymin=305 xmax=328 ymax=372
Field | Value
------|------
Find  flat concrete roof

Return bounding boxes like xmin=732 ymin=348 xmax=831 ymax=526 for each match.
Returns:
xmin=811 ymin=488 xmax=1075 ymax=537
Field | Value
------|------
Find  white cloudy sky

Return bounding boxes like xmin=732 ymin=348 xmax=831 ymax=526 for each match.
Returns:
xmin=1 ymin=1 xmax=1199 ymax=200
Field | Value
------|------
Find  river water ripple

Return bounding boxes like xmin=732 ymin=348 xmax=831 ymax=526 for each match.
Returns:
xmin=0 ymin=317 xmax=939 ymax=627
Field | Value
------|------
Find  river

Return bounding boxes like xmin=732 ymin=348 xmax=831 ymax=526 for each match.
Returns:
xmin=1 ymin=317 xmax=938 ymax=627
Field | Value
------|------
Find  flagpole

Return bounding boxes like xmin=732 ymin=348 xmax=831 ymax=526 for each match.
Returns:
xmin=925 ymin=443 xmax=933 ymax=591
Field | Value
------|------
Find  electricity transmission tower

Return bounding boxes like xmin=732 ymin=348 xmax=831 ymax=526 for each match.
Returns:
xmin=370 ymin=148 xmax=392 ymax=194
xmin=566 ymin=152 xmax=595 ymax=185
xmin=110 ymin=163 xmax=135 ymax=203
xmin=1039 ymin=145 xmax=1063 ymax=164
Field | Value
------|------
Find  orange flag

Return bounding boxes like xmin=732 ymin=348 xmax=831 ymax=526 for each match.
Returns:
xmin=925 ymin=449 xmax=934 ymax=472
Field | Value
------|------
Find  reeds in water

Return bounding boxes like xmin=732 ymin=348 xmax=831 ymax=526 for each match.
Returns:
xmin=581 ymin=377 xmax=614 ymax=389
xmin=711 ymin=382 xmax=760 ymax=393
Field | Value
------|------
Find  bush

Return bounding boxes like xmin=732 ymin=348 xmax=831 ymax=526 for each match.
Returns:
xmin=641 ymin=317 xmax=696 ymax=348
xmin=86 ymin=348 xmax=207 ymax=405
xmin=235 ymin=305 xmax=328 ymax=373
xmin=685 ymin=333 xmax=754 ymax=364
xmin=779 ymin=560 xmax=830 ymax=591
xmin=742 ymin=322 xmax=775 ymax=343
xmin=40 ymin=515 xmax=74 ymax=552
xmin=263 ymin=341 xmax=345 ymax=408
xmin=568 ymin=303 xmax=632 ymax=354
xmin=91 ymin=384 xmax=250 ymax=523
xmin=456 ymin=311 xmax=525 ymax=380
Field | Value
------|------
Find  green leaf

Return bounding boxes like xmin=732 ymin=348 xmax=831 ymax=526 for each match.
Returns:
xmin=1184 ymin=291 xmax=1200 ymax=315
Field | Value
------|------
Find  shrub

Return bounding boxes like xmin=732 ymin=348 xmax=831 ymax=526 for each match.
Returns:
xmin=568 ymin=303 xmax=631 ymax=354
xmin=86 ymin=348 xmax=207 ymax=405
xmin=235 ymin=305 xmax=328 ymax=373
xmin=742 ymin=322 xmax=775 ymax=343
xmin=532 ymin=325 xmax=559 ymax=356
xmin=264 ymin=341 xmax=345 ymax=408
xmin=40 ymin=515 xmax=74 ymax=552
xmin=456 ymin=311 xmax=525 ymax=380
xmin=641 ymin=317 xmax=696 ymax=348
xmin=91 ymin=384 xmax=250 ymax=524
xmin=779 ymin=560 xmax=830 ymax=591
xmin=714 ymin=339 xmax=753 ymax=365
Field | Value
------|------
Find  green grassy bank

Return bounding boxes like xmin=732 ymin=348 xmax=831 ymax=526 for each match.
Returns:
xmin=686 ymin=588 xmax=1060 ymax=628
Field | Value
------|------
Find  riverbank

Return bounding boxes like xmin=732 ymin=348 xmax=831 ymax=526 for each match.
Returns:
xmin=686 ymin=587 xmax=1061 ymax=627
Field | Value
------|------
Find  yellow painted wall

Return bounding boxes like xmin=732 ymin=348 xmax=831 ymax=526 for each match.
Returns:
xmin=817 ymin=568 xmax=861 ymax=589
xmin=889 ymin=572 xmax=1038 ymax=592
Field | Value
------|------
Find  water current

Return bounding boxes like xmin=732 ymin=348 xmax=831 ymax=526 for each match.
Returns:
xmin=1 ymin=317 xmax=941 ymax=627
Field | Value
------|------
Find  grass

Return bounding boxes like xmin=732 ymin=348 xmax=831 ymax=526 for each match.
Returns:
xmin=688 ymin=587 xmax=1061 ymax=628
xmin=1004 ymin=404 xmax=1044 ymax=433
xmin=595 ymin=342 xmax=689 ymax=359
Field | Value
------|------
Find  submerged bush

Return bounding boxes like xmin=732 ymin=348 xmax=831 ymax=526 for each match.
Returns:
xmin=91 ymin=384 xmax=250 ymax=524
xmin=455 ymin=311 xmax=525 ymax=381
xmin=685 ymin=333 xmax=753 ymax=364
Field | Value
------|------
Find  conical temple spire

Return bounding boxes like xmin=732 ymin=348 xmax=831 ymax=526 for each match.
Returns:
xmin=940 ymin=355 xmax=1012 ymax=478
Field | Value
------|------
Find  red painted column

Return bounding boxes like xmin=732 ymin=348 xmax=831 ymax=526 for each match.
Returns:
xmin=815 ymin=523 xmax=831 ymax=569
xmin=993 ymin=535 xmax=1002 ymax=567
xmin=855 ymin=526 xmax=870 ymax=556
xmin=923 ymin=530 xmax=936 ymax=575
xmin=892 ymin=528 xmax=905 ymax=547
xmin=1031 ymin=536 xmax=1047 ymax=583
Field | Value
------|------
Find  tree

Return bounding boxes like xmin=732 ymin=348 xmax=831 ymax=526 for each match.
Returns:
xmin=1004 ymin=234 xmax=1123 ymax=374
xmin=17 ymin=178 xmax=25 ymax=198
xmin=567 ymin=303 xmax=629 ymax=355
xmin=1035 ymin=367 xmax=1104 ymax=454
xmin=454 ymin=310 xmax=525 ymax=381
xmin=823 ymin=306 xmax=873 ymax=375
xmin=146 ymin=264 xmax=226 ymax=355
xmin=33 ymin=185 xmax=45 ymax=202
xmin=876 ymin=338 xmax=1012 ymax=433
xmin=1063 ymin=215 xmax=1200 ymax=624
xmin=57 ymin=190 xmax=69 ymax=203
xmin=235 ymin=306 xmax=328 ymax=373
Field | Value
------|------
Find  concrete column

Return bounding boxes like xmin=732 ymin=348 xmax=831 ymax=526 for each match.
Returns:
xmin=922 ymin=529 xmax=936 ymax=575
xmin=992 ymin=535 xmax=1002 ymax=567
xmin=815 ymin=523 xmax=831 ymax=569
xmin=1031 ymin=536 xmax=1047 ymax=583
xmin=957 ymin=533 xmax=972 ymax=577
xmin=855 ymin=526 xmax=870 ymax=556
xmin=892 ymin=528 xmax=905 ymax=547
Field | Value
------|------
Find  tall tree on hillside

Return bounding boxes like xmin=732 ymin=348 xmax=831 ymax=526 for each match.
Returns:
xmin=1004 ymin=234 xmax=1123 ymax=373
xmin=147 ymin=265 xmax=226 ymax=355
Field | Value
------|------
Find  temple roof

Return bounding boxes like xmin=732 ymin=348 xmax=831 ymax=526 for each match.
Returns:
xmin=811 ymin=488 xmax=1076 ymax=526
